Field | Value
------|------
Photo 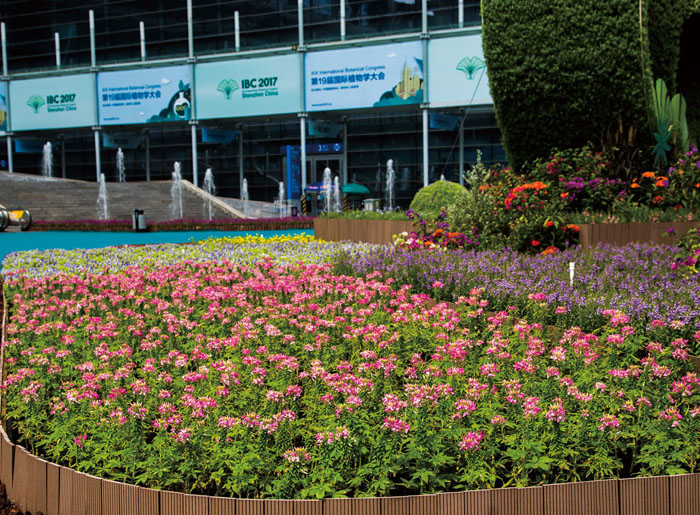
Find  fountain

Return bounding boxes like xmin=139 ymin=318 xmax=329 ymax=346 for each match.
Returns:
xmin=116 ymin=148 xmax=126 ymax=182
xmin=170 ymin=161 xmax=183 ymax=219
xmin=278 ymin=181 xmax=286 ymax=218
xmin=322 ymin=167 xmax=332 ymax=212
xmin=42 ymin=142 xmax=53 ymax=178
xmin=96 ymin=173 xmax=109 ymax=220
xmin=203 ymin=168 xmax=216 ymax=220
xmin=242 ymin=178 xmax=249 ymax=217
xmin=333 ymin=176 xmax=341 ymax=212
xmin=385 ymin=159 xmax=395 ymax=211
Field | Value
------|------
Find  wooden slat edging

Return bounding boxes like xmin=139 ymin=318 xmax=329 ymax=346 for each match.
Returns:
xmin=435 ymin=489 xmax=492 ymax=515
xmin=323 ymin=497 xmax=381 ymax=515
xmin=236 ymin=498 xmax=265 ymax=515
xmin=313 ymin=218 xmax=413 ymax=245
xmin=669 ymin=473 xmax=700 ymax=515
xmin=59 ymin=466 xmax=74 ymax=515
xmin=161 ymin=490 xmax=210 ymax=515
xmin=30 ymin=455 xmax=49 ymax=515
xmin=11 ymin=445 xmax=29 ymax=511
xmin=491 ymin=486 xmax=543 ymax=515
xmin=0 ymin=426 xmax=13 ymax=503
xmin=72 ymin=470 xmax=103 ymax=515
xmin=619 ymin=476 xmax=670 ymax=515
xmin=543 ymin=479 xmax=618 ymax=515
xmin=209 ymin=495 xmax=237 ymax=515
xmin=138 ymin=486 xmax=160 ymax=515
xmin=266 ymin=499 xmax=294 ymax=515
xmin=46 ymin=462 xmax=60 ymax=515
xmin=103 ymin=478 xmax=140 ymax=515
xmin=380 ymin=493 xmax=438 ymax=515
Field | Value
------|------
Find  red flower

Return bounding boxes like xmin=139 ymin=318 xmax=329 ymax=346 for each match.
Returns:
xmin=531 ymin=239 xmax=540 ymax=247
xmin=544 ymin=220 xmax=554 ymax=228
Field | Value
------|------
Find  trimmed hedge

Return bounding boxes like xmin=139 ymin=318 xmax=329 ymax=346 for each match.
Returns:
xmin=482 ymin=1 xmax=655 ymax=170
xmin=678 ymin=10 xmax=700 ymax=141
xmin=409 ymin=180 xmax=469 ymax=219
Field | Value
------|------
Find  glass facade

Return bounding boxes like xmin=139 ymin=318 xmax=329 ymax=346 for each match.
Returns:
xmin=0 ymin=1 xmax=503 ymax=209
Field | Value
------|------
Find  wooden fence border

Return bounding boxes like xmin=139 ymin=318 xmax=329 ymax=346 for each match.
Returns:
xmin=314 ymin=218 xmax=700 ymax=249
xmin=0 ymin=425 xmax=698 ymax=515
xmin=313 ymin=218 xmax=413 ymax=245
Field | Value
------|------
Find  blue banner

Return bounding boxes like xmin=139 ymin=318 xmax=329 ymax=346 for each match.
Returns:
xmin=102 ymin=133 xmax=144 ymax=149
xmin=305 ymin=41 xmax=423 ymax=112
xmin=429 ymin=113 xmax=460 ymax=131
xmin=15 ymin=139 xmax=54 ymax=153
xmin=98 ymin=65 xmax=191 ymax=125
xmin=195 ymin=55 xmax=301 ymax=119
xmin=10 ymin=74 xmax=96 ymax=131
xmin=428 ymin=34 xmax=492 ymax=108
xmin=0 ymin=82 xmax=6 ymax=135
xmin=308 ymin=120 xmax=343 ymax=137
xmin=201 ymin=127 xmax=238 ymax=144
xmin=285 ymin=145 xmax=302 ymax=200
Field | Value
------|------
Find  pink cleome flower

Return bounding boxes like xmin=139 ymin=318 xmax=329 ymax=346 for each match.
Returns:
xmin=458 ymin=431 xmax=485 ymax=452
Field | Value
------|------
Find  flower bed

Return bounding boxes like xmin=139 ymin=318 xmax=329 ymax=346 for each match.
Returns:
xmin=333 ymin=243 xmax=700 ymax=352
xmin=2 ymin=252 xmax=699 ymax=499
xmin=29 ymin=217 xmax=314 ymax=232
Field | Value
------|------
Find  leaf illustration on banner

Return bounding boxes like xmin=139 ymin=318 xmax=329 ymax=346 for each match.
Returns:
xmin=456 ymin=56 xmax=485 ymax=80
xmin=217 ymin=79 xmax=240 ymax=100
xmin=27 ymin=95 xmax=45 ymax=114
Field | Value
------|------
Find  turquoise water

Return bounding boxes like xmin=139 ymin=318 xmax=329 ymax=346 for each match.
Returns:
xmin=0 ymin=229 xmax=313 ymax=267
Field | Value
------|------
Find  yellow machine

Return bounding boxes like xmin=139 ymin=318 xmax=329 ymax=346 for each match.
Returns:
xmin=0 ymin=206 xmax=32 ymax=231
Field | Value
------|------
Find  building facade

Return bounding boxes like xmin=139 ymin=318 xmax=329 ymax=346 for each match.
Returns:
xmin=0 ymin=0 xmax=504 ymax=207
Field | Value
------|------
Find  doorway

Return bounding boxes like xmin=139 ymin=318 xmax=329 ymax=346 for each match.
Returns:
xmin=306 ymin=155 xmax=343 ymax=185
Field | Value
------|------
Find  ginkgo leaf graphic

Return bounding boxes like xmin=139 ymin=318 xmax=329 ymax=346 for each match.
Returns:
xmin=217 ymin=79 xmax=240 ymax=100
xmin=456 ymin=56 xmax=486 ymax=80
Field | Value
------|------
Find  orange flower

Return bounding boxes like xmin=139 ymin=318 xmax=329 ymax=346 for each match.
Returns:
xmin=565 ymin=224 xmax=580 ymax=233
xmin=695 ymin=183 xmax=700 ymax=188
xmin=560 ymin=192 xmax=569 ymax=200
xmin=544 ymin=220 xmax=554 ymax=228
xmin=433 ymin=228 xmax=444 ymax=238
xmin=655 ymin=177 xmax=669 ymax=188
xmin=541 ymin=246 xmax=559 ymax=255
xmin=630 ymin=182 xmax=640 ymax=189
xmin=642 ymin=171 xmax=655 ymax=179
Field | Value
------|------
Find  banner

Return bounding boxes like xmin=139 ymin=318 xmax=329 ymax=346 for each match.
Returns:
xmin=98 ymin=65 xmax=191 ymax=125
xmin=10 ymin=74 xmax=96 ymax=131
xmin=102 ymin=132 xmax=144 ymax=149
xmin=428 ymin=34 xmax=493 ymax=108
xmin=201 ymin=127 xmax=238 ymax=144
xmin=429 ymin=113 xmax=460 ymax=131
xmin=14 ymin=139 xmax=52 ymax=153
xmin=195 ymin=54 xmax=301 ymax=119
xmin=305 ymin=41 xmax=423 ymax=112
xmin=0 ymin=82 xmax=7 ymax=135
xmin=308 ymin=120 xmax=343 ymax=138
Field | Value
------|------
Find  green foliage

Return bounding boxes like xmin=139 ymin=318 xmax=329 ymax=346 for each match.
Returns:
xmin=651 ymin=78 xmax=689 ymax=166
xmin=409 ymin=180 xmax=469 ymax=220
xmin=318 ymin=209 xmax=409 ymax=221
xmin=648 ymin=0 xmax=693 ymax=93
xmin=481 ymin=1 xmax=652 ymax=170
xmin=677 ymin=12 xmax=700 ymax=143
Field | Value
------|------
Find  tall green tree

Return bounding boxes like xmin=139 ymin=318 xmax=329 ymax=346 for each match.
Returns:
xmin=481 ymin=0 xmax=694 ymax=171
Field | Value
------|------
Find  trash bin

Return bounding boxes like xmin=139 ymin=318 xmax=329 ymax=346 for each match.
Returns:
xmin=363 ymin=198 xmax=381 ymax=211
xmin=132 ymin=209 xmax=147 ymax=232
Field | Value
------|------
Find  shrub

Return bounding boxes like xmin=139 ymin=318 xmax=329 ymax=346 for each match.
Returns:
xmin=409 ymin=180 xmax=469 ymax=220
xmin=481 ymin=1 xmax=654 ymax=170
